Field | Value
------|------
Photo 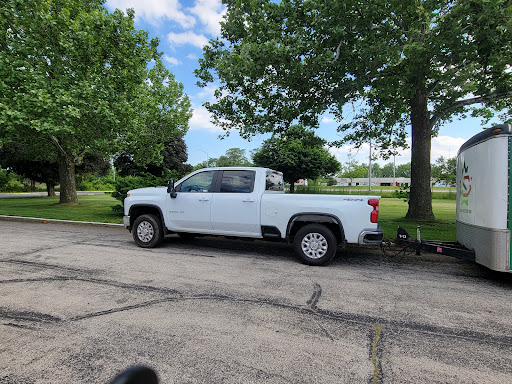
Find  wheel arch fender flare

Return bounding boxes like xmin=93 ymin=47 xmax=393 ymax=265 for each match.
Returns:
xmin=286 ymin=213 xmax=345 ymax=245
xmin=128 ymin=204 xmax=167 ymax=232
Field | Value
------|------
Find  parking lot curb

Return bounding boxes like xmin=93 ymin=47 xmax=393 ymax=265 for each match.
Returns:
xmin=0 ymin=215 xmax=123 ymax=228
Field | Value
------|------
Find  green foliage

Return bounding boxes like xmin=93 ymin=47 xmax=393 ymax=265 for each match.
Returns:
xmin=431 ymin=157 xmax=456 ymax=185
xmin=77 ymin=175 xmax=115 ymax=191
xmin=0 ymin=0 xmax=191 ymax=203
xmin=252 ymin=125 xmax=340 ymax=192
xmin=394 ymin=185 xmax=411 ymax=202
xmin=0 ymin=141 xmax=60 ymax=194
xmin=194 ymin=147 xmax=252 ymax=169
xmin=340 ymin=156 xmax=368 ymax=181
xmin=115 ymin=135 xmax=193 ymax=178
xmin=0 ymin=169 xmax=24 ymax=192
xmin=112 ymin=172 xmax=172 ymax=203
xmin=196 ymin=0 xmax=512 ymax=219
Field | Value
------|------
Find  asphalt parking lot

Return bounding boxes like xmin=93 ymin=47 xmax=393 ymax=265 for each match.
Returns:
xmin=1 ymin=219 xmax=512 ymax=383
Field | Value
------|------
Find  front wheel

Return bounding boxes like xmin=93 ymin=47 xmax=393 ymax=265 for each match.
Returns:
xmin=132 ymin=214 xmax=163 ymax=248
xmin=293 ymin=224 xmax=337 ymax=266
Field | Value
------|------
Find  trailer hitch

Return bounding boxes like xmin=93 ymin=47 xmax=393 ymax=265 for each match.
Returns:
xmin=395 ymin=226 xmax=475 ymax=261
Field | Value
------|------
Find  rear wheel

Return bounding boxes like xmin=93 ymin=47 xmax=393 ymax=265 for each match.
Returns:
xmin=293 ymin=224 xmax=337 ymax=266
xmin=132 ymin=214 xmax=163 ymax=248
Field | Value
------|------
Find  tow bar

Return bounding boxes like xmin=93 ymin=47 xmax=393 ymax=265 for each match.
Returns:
xmin=391 ymin=226 xmax=476 ymax=261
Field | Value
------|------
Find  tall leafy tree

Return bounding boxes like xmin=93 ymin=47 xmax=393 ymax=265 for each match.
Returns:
xmin=115 ymin=135 xmax=193 ymax=178
xmin=252 ymin=125 xmax=340 ymax=193
xmin=431 ymin=156 xmax=457 ymax=185
xmin=196 ymin=0 xmax=512 ymax=220
xmin=0 ymin=0 xmax=191 ymax=203
xmin=340 ymin=156 xmax=368 ymax=184
xmin=0 ymin=141 xmax=59 ymax=196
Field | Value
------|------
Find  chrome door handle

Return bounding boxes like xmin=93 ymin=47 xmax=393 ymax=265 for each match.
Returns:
xmin=242 ymin=199 xmax=256 ymax=203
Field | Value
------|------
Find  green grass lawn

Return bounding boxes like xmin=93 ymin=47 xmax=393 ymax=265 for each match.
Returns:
xmin=0 ymin=194 xmax=123 ymax=224
xmin=0 ymin=194 xmax=456 ymax=241
xmin=379 ymin=198 xmax=456 ymax=241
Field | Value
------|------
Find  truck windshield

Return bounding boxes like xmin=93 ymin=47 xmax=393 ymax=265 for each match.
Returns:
xmin=265 ymin=170 xmax=284 ymax=192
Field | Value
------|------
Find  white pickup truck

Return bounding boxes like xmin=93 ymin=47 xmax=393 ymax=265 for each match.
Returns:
xmin=123 ymin=167 xmax=383 ymax=265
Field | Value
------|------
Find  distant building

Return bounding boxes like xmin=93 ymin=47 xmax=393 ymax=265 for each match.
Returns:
xmin=336 ymin=177 xmax=411 ymax=187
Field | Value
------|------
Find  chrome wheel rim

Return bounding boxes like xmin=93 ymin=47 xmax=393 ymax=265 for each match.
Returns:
xmin=301 ymin=233 xmax=328 ymax=259
xmin=137 ymin=221 xmax=154 ymax=243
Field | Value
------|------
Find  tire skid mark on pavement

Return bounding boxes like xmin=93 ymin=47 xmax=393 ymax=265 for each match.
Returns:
xmin=2 ymin=279 xmax=511 ymax=350
xmin=2 ymin=261 xmax=512 ymax=350
xmin=0 ymin=240 xmax=91 ymax=259
xmin=306 ymin=282 xmax=322 ymax=310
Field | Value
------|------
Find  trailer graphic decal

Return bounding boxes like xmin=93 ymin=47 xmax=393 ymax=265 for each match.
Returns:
xmin=460 ymin=161 xmax=472 ymax=207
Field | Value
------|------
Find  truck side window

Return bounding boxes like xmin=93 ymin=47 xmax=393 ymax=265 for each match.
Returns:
xmin=220 ymin=170 xmax=255 ymax=193
xmin=266 ymin=170 xmax=284 ymax=192
xmin=180 ymin=171 xmax=215 ymax=192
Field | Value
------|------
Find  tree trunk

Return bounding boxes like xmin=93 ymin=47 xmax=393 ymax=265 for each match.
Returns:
xmin=56 ymin=148 xmax=79 ymax=204
xmin=406 ymin=87 xmax=435 ymax=220
xmin=289 ymin=182 xmax=295 ymax=193
xmin=46 ymin=182 xmax=56 ymax=197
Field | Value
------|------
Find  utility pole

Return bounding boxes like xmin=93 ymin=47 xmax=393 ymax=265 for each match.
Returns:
xmin=198 ymin=149 xmax=209 ymax=167
xmin=368 ymin=141 xmax=372 ymax=192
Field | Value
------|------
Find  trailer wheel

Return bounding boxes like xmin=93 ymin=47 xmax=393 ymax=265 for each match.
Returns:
xmin=293 ymin=224 xmax=337 ymax=266
xmin=133 ymin=214 xmax=163 ymax=248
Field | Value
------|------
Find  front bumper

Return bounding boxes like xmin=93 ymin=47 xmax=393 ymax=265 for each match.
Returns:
xmin=123 ymin=215 xmax=131 ymax=231
xmin=358 ymin=226 xmax=384 ymax=244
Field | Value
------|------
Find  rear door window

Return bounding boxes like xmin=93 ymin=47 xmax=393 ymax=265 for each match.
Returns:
xmin=219 ymin=170 xmax=255 ymax=193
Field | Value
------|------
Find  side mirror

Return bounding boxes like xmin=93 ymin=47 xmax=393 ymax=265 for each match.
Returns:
xmin=167 ymin=178 xmax=177 ymax=198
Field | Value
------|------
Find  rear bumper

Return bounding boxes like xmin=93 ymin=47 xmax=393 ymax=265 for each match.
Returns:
xmin=358 ymin=226 xmax=384 ymax=244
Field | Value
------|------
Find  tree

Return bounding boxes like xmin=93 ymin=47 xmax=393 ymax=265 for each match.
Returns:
xmin=340 ymin=156 xmax=368 ymax=184
xmin=217 ymin=148 xmax=252 ymax=167
xmin=431 ymin=156 xmax=456 ymax=185
xmin=115 ymin=136 xmax=193 ymax=178
xmin=381 ymin=163 xmax=396 ymax=178
xmin=193 ymin=147 xmax=252 ymax=169
xmin=252 ymin=125 xmax=340 ymax=193
xmin=0 ymin=141 xmax=59 ymax=196
xmin=196 ymin=0 xmax=512 ymax=220
xmin=396 ymin=163 xmax=412 ymax=178
xmin=0 ymin=0 xmax=191 ymax=204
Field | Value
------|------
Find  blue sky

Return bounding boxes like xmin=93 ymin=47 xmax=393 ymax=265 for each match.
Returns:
xmin=105 ymin=0 xmax=497 ymax=168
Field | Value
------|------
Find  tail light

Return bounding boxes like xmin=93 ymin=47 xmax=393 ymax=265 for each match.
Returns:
xmin=368 ymin=199 xmax=379 ymax=223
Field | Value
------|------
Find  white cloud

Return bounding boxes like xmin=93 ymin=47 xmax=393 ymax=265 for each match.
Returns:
xmin=163 ymin=54 xmax=182 ymax=66
xmin=189 ymin=104 xmax=223 ymax=133
xmin=321 ymin=116 xmax=335 ymax=124
xmin=168 ymin=31 xmax=209 ymax=49
xmin=107 ymin=0 xmax=195 ymax=28
xmin=188 ymin=0 xmax=226 ymax=36
xmin=193 ymin=85 xmax=218 ymax=102
xmin=431 ymin=136 xmax=466 ymax=160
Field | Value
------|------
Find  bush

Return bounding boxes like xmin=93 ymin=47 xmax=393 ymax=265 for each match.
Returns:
xmin=112 ymin=172 xmax=171 ymax=203
xmin=78 ymin=175 xmax=115 ymax=191
xmin=0 ymin=170 xmax=25 ymax=192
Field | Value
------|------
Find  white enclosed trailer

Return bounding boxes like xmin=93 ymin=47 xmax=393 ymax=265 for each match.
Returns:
xmin=456 ymin=124 xmax=512 ymax=273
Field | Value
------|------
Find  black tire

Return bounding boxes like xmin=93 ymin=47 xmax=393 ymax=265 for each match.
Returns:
xmin=293 ymin=224 xmax=337 ymax=266
xmin=132 ymin=214 xmax=163 ymax=248
xmin=177 ymin=232 xmax=196 ymax=240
